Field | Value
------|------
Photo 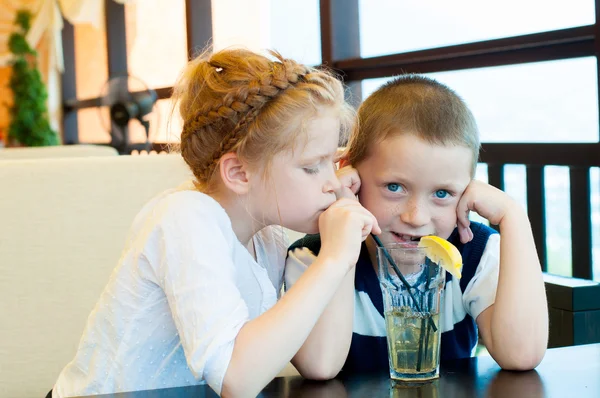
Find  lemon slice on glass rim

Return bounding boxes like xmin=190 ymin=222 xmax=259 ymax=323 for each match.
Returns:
xmin=418 ymin=236 xmax=463 ymax=279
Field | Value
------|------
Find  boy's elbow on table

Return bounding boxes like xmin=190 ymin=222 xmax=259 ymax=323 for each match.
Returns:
xmin=292 ymin=345 xmax=345 ymax=380
xmin=495 ymin=347 xmax=546 ymax=371
xmin=295 ymin=361 xmax=341 ymax=381
xmin=221 ymin=379 xmax=259 ymax=398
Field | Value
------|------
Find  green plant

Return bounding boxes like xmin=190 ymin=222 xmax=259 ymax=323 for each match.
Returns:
xmin=7 ymin=10 xmax=59 ymax=146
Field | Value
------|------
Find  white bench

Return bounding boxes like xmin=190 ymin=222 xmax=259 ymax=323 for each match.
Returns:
xmin=0 ymin=153 xmax=298 ymax=398
xmin=0 ymin=144 xmax=118 ymax=160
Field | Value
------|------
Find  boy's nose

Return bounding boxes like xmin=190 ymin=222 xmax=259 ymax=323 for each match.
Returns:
xmin=400 ymin=200 xmax=430 ymax=228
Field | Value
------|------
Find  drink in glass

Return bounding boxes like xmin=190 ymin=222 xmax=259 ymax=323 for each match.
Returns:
xmin=376 ymin=243 xmax=446 ymax=382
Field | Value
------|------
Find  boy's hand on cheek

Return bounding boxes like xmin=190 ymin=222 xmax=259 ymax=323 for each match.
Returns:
xmin=335 ymin=165 xmax=361 ymax=200
xmin=456 ymin=180 xmax=521 ymax=243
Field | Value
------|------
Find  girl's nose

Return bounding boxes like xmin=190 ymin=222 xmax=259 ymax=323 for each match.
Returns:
xmin=323 ymin=176 xmax=341 ymax=194
xmin=323 ymin=164 xmax=341 ymax=194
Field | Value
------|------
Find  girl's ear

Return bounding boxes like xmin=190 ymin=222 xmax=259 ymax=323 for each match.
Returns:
xmin=219 ymin=152 xmax=251 ymax=195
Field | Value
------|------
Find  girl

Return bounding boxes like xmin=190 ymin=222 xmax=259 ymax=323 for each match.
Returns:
xmin=51 ymin=48 xmax=379 ymax=398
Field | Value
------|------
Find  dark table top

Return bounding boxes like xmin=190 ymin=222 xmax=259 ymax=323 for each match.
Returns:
xmin=81 ymin=343 xmax=600 ymax=397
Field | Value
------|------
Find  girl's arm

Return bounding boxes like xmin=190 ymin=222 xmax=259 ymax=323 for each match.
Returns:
xmin=287 ymin=258 xmax=355 ymax=379
xmin=457 ymin=180 xmax=548 ymax=370
xmin=282 ymin=164 xmax=362 ymax=379
xmin=222 ymin=255 xmax=349 ymax=397
xmin=221 ymin=198 xmax=379 ymax=398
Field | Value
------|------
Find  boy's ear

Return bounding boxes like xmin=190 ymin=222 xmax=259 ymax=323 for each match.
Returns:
xmin=219 ymin=152 xmax=250 ymax=195
xmin=335 ymin=148 xmax=350 ymax=169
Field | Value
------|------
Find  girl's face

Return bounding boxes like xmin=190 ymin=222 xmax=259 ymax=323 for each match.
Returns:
xmin=249 ymin=108 xmax=342 ymax=234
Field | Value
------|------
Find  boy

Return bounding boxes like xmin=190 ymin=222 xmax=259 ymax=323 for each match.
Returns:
xmin=286 ymin=75 xmax=548 ymax=377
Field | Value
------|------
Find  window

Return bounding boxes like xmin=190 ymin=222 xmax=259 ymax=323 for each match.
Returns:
xmin=362 ymin=57 xmax=599 ymax=143
xmin=270 ymin=0 xmax=321 ymax=65
xmin=359 ymin=0 xmax=595 ymax=58
xmin=137 ymin=98 xmax=183 ymax=143
xmin=74 ymin=22 xmax=108 ymax=99
xmin=212 ymin=0 xmax=321 ymax=65
xmin=77 ymin=108 xmax=110 ymax=144
xmin=125 ymin=0 xmax=188 ymax=89
xmin=545 ymin=166 xmax=573 ymax=276
xmin=504 ymin=165 xmax=528 ymax=213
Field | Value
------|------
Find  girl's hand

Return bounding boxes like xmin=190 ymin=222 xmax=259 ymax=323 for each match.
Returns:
xmin=456 ymin=180 xmax=522 ymax=243
xmin=319 ymin=198 xmax=381 ymax=271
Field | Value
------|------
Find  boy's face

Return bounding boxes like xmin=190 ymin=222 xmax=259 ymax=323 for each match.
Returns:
xmin=356 ymin=133 xmax=473 ymax=244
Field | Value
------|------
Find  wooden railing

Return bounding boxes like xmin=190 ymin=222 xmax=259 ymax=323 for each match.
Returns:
xmin=480 ymin=143 xmax=599 ymax=279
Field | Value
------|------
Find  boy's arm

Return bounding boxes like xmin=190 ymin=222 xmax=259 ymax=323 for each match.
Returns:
xmin=285 ymin=249 xmax=355 ymax=379
xmin=457 ymin=180 xmax=548 ymax=370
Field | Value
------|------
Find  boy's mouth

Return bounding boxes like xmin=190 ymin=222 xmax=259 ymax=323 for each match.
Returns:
xmin=391 ymin=232 xmax=422 ymax=242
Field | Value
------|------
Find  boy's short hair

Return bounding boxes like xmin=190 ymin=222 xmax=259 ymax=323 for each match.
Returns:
xmin=347 ymin=75 xmax=480 ymax=175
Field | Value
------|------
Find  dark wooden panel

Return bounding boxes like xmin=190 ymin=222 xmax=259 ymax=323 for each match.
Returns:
xmin=64 ymin=87 xmax=172 ymax=112
xmin=547 ymin=308 xmax=600 ymax=348
xmin=527 ymin=166 xmax=547 ymax=271
xmin=480 ymin=143 xmax=600 ymax=167
xmin=486 ymin=164 xmax=504 ymax=231
xmin=570 ymin=167 xmax=593 ymax=279
xmin=105 ymin=0 xmax=128 ymax=77
xmin=185 ymin=0 xmax=212 ymax=58
xmin=548 ymin=307 xmax=574 ymax=348
xmin=544 ymin=273 xmax=600 ymax=312
xmin=154 ymin=87 xmax=173 ymax=100
xmin=64 ymin=97 xmax=102 ymax=111
xmin=151 ymin=142 xmax=172 ymax=153
xmin=487 ymin=164 xmax=505 ymax=191
xmin=574 ymin=310 xmax=600 ymax=345
xmin=335 ymin=26 xmax=594 ymax=80
xmin=61 ymin=17 xmax=78 ymax=144
xmin=319 ymin=0 xmax=360 ymax=65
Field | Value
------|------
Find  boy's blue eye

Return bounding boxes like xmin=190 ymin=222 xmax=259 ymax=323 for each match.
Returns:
xmin=303 ymin=167 xmax=319 ymax=175
xmin=435 ymin=190 xmax=449 ymax=199
xmin=387 ymin=183 xmax=401 ymax=192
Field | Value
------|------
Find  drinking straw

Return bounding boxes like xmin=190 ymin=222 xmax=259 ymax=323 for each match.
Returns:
xmin=416 ymin=259 xmax=435 ymax=371
xmin=371 ymin=234 xmax=437 ymax=334
xmin=416 ymin=309 xmax=427 ymax=371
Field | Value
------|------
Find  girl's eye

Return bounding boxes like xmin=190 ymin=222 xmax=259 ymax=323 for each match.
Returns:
xmin=386 ymin=183 xmax=401 ymax=192
xmin=434 ymin=189 xmax=450 ymax=199
xmin=303 ymin=167 xmax=319 ymax=175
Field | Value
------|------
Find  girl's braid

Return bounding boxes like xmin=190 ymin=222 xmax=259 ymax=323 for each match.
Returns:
xmin=182 ymin=58 xmax=310 ymax=182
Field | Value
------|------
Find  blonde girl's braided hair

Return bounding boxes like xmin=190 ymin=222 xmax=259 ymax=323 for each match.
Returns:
xmin=172 ymin=48 xmax=353 ymax=191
